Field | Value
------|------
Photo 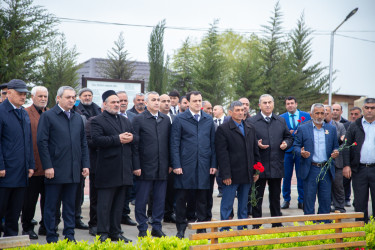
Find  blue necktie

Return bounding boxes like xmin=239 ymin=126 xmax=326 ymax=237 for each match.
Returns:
xmin=194 ymin=114 xmax=199 ymax=121
xmin=14 ymin=109 xmax=22 ymax=120
xmin=291 ymin=114 xmax=296 ymax=129
xmin=64 ymin=111 xmax=70 ymax=119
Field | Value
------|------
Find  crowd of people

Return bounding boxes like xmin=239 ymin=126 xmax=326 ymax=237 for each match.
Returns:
xmin=0 ymin=79 xmax=374 ymax=244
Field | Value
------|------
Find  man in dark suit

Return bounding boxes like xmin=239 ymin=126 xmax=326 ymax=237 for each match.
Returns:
xmin=129 ymin=93 xmax=145 ymax=114
xmin=132 ymin=91 xmax=171 ymax=237
xmin=76 ymin=88 xmax=101 ymax=119
xmin=279 ymin=96 xmax=311 ymax=210
xmin=116 ymin=91 xmax=137 ymax=227
xmin=239 ymin=97 xmax=251 ymax=120
xmin=0 ymin=79 xmax=35 ymax=237
xmin=213 ymin=105 xmax=226 ymax=126
xmin=22 ymin=86 xmax=49 ymax=239
xmin=37 ymin=86 xmax=89 ymax=243
xmin=294 ymin=103 xmax=339 ymax=216
xmin=168 ymin=90 xmax=180 ymax=116
xmin=216 ymin=101 xmax=261 ymax=230
xmin=91 ymin=90 xmax=137 ymax=243
xmin=247 ymin=94 xmax=293 ymax=228
xmin=332 ymin=104 xmax=350 ymax=130
xmin=343 ymin=98 xmax=375 ymax=223
xmin=170 ymin=91 xmax=216 ymax=238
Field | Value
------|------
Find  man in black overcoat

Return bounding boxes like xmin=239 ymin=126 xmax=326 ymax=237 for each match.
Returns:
xmin=90 ymin=90 xmax=138 ymax=243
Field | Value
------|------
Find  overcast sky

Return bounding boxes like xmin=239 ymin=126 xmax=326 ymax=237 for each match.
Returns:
xmin=33 ymin=0 xmax=375 ymax=97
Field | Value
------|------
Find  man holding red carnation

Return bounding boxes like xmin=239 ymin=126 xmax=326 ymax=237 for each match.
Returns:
xmin=215 ymin=101 xmax=261 ymax=231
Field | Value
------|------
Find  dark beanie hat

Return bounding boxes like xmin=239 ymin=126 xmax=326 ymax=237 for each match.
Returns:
xmin=102 ymin=90 xmax=117 ymax=102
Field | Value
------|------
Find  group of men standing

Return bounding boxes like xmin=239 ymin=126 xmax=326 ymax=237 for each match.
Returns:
xmin=1 ymin=78 xmax=375 ymax=244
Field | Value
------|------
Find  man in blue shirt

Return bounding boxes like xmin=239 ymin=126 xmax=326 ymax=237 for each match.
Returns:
xmin=293 ymin=103 xmax=339 ymax=215
xmin=280 ymin=96 xmax=311 ymax=210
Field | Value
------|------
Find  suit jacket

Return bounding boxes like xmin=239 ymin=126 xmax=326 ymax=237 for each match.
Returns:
xmin=76 ymin=102 xmax=101 ymax=119
xmin=91 ymin=111 xmax=139 ymax=188
xmin=340 ymin=117 xmax=350 ymax=130
xmin=330 ymin=120 xmax=346 ymax=168
xmin=132 ymin=110 xmax=171 ymax=180
xmin=37 ymin=105 xmax=89 ymax=184
xmin=85 ymin=117 xmax=97 ymax=174
xmin=26 ymin=105 xmax=48 ymax=176
xmin=280 ymin=110 xmax=311 ymax=153
xmin=215 ymin=118 xmax=261 ymax=184
xmin=293 ymin=121 xmax=339 ymax=180
xmin=0 ymin=99 xmax=35 ymax=187
xmin=247 ymin=112 xmax=293 ymax=178
xmin=170 ymin=109 xmax=216 ymax=189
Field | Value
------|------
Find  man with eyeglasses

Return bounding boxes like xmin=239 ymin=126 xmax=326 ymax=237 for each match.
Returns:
xmin=343 ymin=98 xmax=375 ymax=223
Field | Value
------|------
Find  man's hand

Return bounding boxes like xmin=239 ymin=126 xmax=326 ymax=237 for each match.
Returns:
xmin=258 ymin=139 xmax=270 ymax=149
xmin=0 ymin=170 xmax=5 ymax=177
xmin=210 ymin=168 xmax=217 ymax=175
xmin=82 ymin=168 xmax=89 ymax=177
xmin=340 ymin=135 xmax=345 ymax=141
xmin=119 ymin=132 xmax=133 ymax=144
xmin=133 ymin=169 xmax=141 ymax=176
xmin=301 ymin=147 xmax=310 ymax=159
xmin=28 ymin=169 xmax=34 ymax=178
xmin=169 ymin=167 xmax=173 ymax=174
xmin=173 ymin=168 xmax=183 ymax=175
xmin=253 ymin=174 xmax=259 ymax=182
xmin=223 ymin=178 xmax=232 ymax=185
xmin=45 ymin=168 xmax=54 ymax=179
xmin=280 ymin=141 xmax=287 ymax=150
xmin=289 ymin=129 xmax=294 ymax=134
xmin=331 ymin=149 xmax=339 ymax=159
xmin=343 ymin=166 xmax=352 ymax=179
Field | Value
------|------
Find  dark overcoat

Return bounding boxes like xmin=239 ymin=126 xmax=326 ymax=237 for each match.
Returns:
xmin=90 ymin=111 xmax=138 ymax=188
xmin=76 ymin=102 xmax=101 ymax=119
xmin=0 ymin=99 xmax=35 ymax=187
xmin=132 ymin=110 xmax=171 ymax=180
xmin=37 ymin=105 xmax=90 ymax=184
xmin=215 ymin=118 xmax=261 ymax=184
xmin=170 ymin=109 xmax=216 ymax=189
xmin=247 ymin=112 xmax=293 ymax=178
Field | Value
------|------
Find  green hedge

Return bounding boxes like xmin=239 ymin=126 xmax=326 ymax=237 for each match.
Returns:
xmin=17 ymin=218 xmax=375 ymax=249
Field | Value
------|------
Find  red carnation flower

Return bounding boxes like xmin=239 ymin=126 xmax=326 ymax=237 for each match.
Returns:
xmin=301 ymin=116 xmax=306 ymax=121
xmin=297 ymin=119 xmax=301 ymax=123
xmin=354 ymin=142 xmax=358 ymax=146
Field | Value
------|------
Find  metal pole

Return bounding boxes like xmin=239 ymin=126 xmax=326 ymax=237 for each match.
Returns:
xmin=328 ymin=32 xmax=335 ymax=106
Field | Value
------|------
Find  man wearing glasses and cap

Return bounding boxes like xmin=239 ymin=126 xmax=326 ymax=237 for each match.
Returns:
xmin=0 ymin=79 xmax=35 ymax=237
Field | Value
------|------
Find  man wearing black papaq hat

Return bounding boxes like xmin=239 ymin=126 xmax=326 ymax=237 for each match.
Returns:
xmin=0 ymin=79 xmax=35 ymax=237
xmin=90 ymin=90 xmax=138 ymax=243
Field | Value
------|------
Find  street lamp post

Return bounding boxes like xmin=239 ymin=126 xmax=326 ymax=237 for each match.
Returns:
xmin=328 ymin=8 xmax=358 ymax=106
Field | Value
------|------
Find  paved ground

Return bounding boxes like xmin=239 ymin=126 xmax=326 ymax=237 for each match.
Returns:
xmin=22 ymin=179 xmax=360 ymax=245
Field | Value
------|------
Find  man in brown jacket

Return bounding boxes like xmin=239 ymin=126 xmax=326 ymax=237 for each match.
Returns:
xmin=21 ymin=86 xmax=48 ymax=239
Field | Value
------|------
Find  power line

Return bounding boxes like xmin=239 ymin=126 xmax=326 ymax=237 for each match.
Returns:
xmin=336 ymin=34 xmax=375 ymax=44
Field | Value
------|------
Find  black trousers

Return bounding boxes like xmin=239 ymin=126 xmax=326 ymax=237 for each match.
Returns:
xmin=0 ymin=187 xmax=25 ymax=236
xmin=22 ymin=176 xmax=45 ymax=231
xmin=332 ymin=167 xmax=345 ymax=212
xmin=164 ymin=172 xmax=175 ymax=218
xmin=352 ymin=164 xmax=375 ymax=223
xmin=97 ymin=186 xmax=126 ymax=236
xmin=207 ymin=174 xmax=215 ymax=221
xmin=252 ymin=178 xmax=282 ymax=218
xmin=343 ymin=176 xmax=352 ymax=202
xmin=175 ymin=189 xmax=208 ymax=232
xmin=88 ymin=173 xmax=97 ymax=228
xmin=75 ymin=175 xmax=85 ymax=221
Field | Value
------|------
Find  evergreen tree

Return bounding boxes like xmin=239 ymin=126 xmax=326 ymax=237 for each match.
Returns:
xmin=37 ymin=34 xmax=81 ymax=106
xmin=100 ymin=32 xmax=134 ymax=80
xmin=148 ymin=19 xmax=166 ymax=93
xmin=193 ymin=20 xmax=227 ymax=106
xmin=285 ymin=13 xmax=328 ymax=111
xmin=0 ymin=0 xmax=57 ymax=83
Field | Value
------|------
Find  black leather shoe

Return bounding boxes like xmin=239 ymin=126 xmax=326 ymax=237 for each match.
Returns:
xmin=196 ymin=229 xmax=206 ymax=234
xmin=138 ymin=230 xmax=147 ymax=237
xmin=64 ymin=237 xmax=76 ymax=243
xmin=281 ymin=201 xmax=290 ymax=209
xmin=22 ymin=230 xmax=38 ymax=240
xmin=75 ymin=220 xmax=89 ymax=230
xmin=345 ymin=201 xmax=351 ymax=207
xmin=151 ymin=229 xmax=166 ymax=237
xmin=121 ymin=217 xmax=137 ymax=226
xmin=38 ymin=226 xmax=46 ymax=236
xmin=98 ymin=234 xmax=109 ymax=242
xmin=89 ymin=226 xmax=97 ymax=236
xmin=272 ymin=223 xmax=283 ymax=228
xmin=110 ymin=234 xmax=132 ymax=243
xmin=176 ymin=230 xmax=185 ymax=239
xmin=298 ymin=202 xmax=304 ymax=210
xmin=31 ymin=219 xmax=38 ymax=225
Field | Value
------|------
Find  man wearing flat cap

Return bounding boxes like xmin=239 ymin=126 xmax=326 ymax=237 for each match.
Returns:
xmin=90 ymin=90 xmax=138 ymax=243
xmin=37 ymin=86 xmax=90 ymax=243
xmin=0 ymin=79 xmax=35 ymax=237
xmin=76 ymin=88 xmax=101 ymax=119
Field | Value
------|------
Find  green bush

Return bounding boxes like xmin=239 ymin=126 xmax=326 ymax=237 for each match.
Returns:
xmin=13 ymin=218 xmax=375 ymax=249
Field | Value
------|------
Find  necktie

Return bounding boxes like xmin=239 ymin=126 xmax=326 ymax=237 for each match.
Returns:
xmin=291 ymin=114 xmax=296 ymax=129
xmin=14 ymin=109 xmax=22 ymax=120
xmin=154 ymin=115 xmax=158 ymax=120
xmin=265 ymin=116 xmax=270 ymax=123
xmin=238 ymin=123 xmax=245 ymax=136
xmin=64 ymin=111 xmax=70 ymax=119
xmin=122 ymin=112 xmax=128 ymax=118
xmin=194 ymin=114 xmax=199 ymax=122
xmin=214 ymin=119 xmax=218 ymax=124
xmin=218 ymin=119 xmax=221 ymax=125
